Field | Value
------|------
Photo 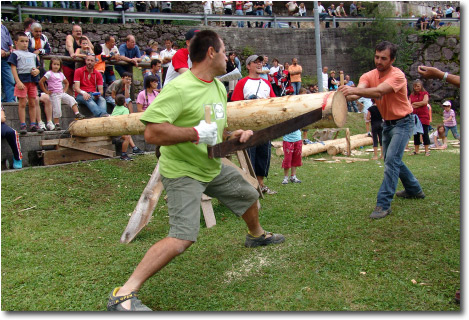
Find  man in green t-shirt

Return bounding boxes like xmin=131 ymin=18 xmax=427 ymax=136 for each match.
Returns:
xmin=107 ymin=30 xmax=285 ymax=312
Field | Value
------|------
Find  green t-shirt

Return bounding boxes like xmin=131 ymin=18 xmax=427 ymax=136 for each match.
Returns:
xmin=140 ymin=70 xmax=227 ymax=182
xmin=111 ymin=105 xmax=130 ymax=116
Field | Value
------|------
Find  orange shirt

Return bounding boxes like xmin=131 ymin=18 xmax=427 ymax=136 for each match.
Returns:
xmin=288 ymin=64 xmax=302 ymax=83
xmin=359 ymin=66 xmax=412 ymax=120
xmin=94 ymin=54 xmax=105 ymax=73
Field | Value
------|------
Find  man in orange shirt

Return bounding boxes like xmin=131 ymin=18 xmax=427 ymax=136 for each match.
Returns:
xmin=288 ymin=58 xmax=302 ymax=95
xmin=338 ymin=41 xmax=425 ymax=219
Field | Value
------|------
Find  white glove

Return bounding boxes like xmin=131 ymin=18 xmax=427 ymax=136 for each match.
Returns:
xmin=193 ymin=120 xmax=218 ymax=146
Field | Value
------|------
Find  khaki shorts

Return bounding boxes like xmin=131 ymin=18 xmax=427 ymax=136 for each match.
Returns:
xmin=161 ymin=164 xmax=259 ymax=242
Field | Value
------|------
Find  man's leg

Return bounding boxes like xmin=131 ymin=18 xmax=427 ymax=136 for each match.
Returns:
xmin=1 ymin=59 xmax=16 ymax=102
xmin=76 ymin=94 xmax=106 ymax=117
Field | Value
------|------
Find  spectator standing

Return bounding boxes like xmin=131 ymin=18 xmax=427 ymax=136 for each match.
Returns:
xmin=286 ymin=1 xmax=298 ymax=28
xmin=97 ymin=1 xmax=110 ymax=24
xmin=264 ymin=1 xmax=273 ymax=28
xmin=161 ymin=1 xmax=172 ymax=24
xmin=345 ymin=75 xmax=358 ymax=112
xmin=253 ymin=1 xmax=265 ymax=28
xmin=1 ymin=23 xmax=15 ymax=102
xmin=226 ymin=52 xmax=238 ymax=96
xmin=338 ymin=41 xmax=425 ymax=219
xmin=164 ymin=29 xmax=200 ymax=86
xmin=350 ymin=1 xmax=358 ymax=16
xmin=8 ymin=32 xmax=43 ymax=134
xmin=235 ymin=1 xmax=244 ymax=27
xmin=26 ymin=1 xmax=39 ymax=21
xmin=203 ymin=1 xmax=212 ymax=15
xmin=231 ymin=55 xmax=277 ymax=195
xmin=321 ymin=66 xmax=328 ymax=92
xmin=224 ymin=1 xmax=234 ymax=27
xmin=41 ymin=1 xmax=53 ymax=24
xmin=442 ymin=101 xmax=460 ymax=141
xmin=70 ymin=1 xmax=82 ymax=24
xmin=63 ymin=25 xmax=94 ymax=95
xmin=85 ymin=1 xmax=97 ymax=24
xmin=213 ymin=1 xmax=224 ymax=26
xmin=244 ymin=1 xmax=255 ymax=28
xmin=336 ymin=2 xmax=347 ymax=17
xmin=39 ymin=57 xmax=85 ymax=130
xmin=100 ymin=35 xmax=120 ymax=92
xmin=297 ymin=2 xmax=306 ymax=28
xmin=149 ymin=1 xmax=161 ymax=24
xmin=73 ymin=54 xmax=109 ymax=117
xmin=104 ymin=72 xmax=133 ymax=111
xmin=269 ymin=58 xmax=283 ymax=97
xmin=281 ymin=125 xmax=303 ymax=184
xmin=317 ymin=1 xmax=328 ymax=23
xmin=111 ymin=94 xmax=144 ymax=161
xmin=288 ymin=58 xmax=302 ymax=95
xmin=445 ymin=4 xmax=454 ymax=18
xmin=115 ymin=35 xmax=141 ymax=78
xmin=1 ymin=107 xmax=23 ymax=169
xmin=136 ymin=75 xmax=159 ymax=112
xmin=366 ymin=103 xmax=383 ymax=160
xmin=135 ymin=1 xmax=148 ymax=23
xmin=409 ymin=79 xmax=430 ymax=156
xmin=328 ymin=70 xmax=338 ymax=91
xmin=160 ymin=38 xmax=177 ymax=84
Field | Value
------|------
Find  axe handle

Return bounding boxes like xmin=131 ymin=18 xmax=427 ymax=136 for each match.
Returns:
xmin=205 ymin=105 xmax=211 ymax=123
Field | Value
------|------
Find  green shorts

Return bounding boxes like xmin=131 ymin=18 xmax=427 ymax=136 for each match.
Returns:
xmin=160 ymin=164 xmax=259 ymax=242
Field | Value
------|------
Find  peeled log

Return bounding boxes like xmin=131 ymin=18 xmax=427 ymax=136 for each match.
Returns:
xmin=327 ymin=137 xmax=373 ymax=156
xmin=68 ymin=92 xmax=347 ymax=137
xmin=276 ymin=133 xmax=369 ymax=157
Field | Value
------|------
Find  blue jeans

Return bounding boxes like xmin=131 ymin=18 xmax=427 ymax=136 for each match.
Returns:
xmin=291 ymin=82 xmax=301 ymax=95
xmin=445 ymin=125 xmax=460 ymax=140
xmin=235 ymin=9 xmax=244 ymax=27
xmin=76 ymin=94 xmax=108 ymax=117
xmin=41 ymin=1 xmax=53 ymax=22
xmin=377 ymin=116 xmax=422 ymax=210
xmin=60 ymin=1 xmax=69 ymax=8
xmin=1 ymin=59 xmax=16 ymax=102
xmin=256 ymin=9 xmax=263 ymax=27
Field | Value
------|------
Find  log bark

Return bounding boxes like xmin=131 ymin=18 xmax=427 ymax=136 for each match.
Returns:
xmin=275 ymin=133 xmax=369 ymax=157
xmin=68 ymin=92 xmax=347 ymax=137
xmin=327 ymin=137 xmax=373 ymax=156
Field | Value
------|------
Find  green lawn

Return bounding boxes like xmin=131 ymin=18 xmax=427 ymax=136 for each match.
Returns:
xmin=1 ymin=113 xmax=460 ymax=311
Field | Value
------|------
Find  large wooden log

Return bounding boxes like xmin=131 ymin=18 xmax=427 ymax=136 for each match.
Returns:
xmin=327 ymin=137 xmax=373 ymax=156
xmin=68 ymin=92 xmax=347 ymax=137
xmin=275 ymin=133 xmax=369 ymax=157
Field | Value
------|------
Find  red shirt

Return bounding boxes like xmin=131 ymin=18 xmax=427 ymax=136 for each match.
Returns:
xmin=171 ymin=48 xmax=189 ymax=71
xmin=231 ymin=77 xmax=276 ymax=101
xmin=73 ymin=66 xmax=104 ymax=96
xmin=409 ymin=90 xmax=430 ymax=125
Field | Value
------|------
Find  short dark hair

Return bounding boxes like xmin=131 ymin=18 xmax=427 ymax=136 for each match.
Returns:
xmin=115 ymin=94 xmax=126 ymax=106
xmin=375 ymin=41 xmax=397 ymax=60
xmin=150 ymin=59 xmax=161 ymax=67
xmin=23 ymin=18 xmax=34 ymax=31
xmin=94 ymin=42 xmax=102 ymax=55
xmin=122 ymin=72 xmax=133 ymax=79
xmin=14 ymin=32 xmax=28 ymax=41
xmin=189 ymin=30 xmax=222 ymax=63
xmin=104 ymin=35 xmax=114 ymax=43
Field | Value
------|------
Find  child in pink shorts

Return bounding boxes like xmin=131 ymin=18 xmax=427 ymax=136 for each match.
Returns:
xmin=281 ymin=129 xmax=303 ymax=184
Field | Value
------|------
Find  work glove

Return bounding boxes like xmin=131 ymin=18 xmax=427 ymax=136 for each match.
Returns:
xmin=193 ymin=120 xmax=218 ymax=146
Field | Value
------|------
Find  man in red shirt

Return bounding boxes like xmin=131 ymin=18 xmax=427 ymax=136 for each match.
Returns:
xmin=231 ymin=55 xmax=277 ymax=195
xmin=338 ymin=41 xmax=424 ymax=219
xmin=163 ymin=28 xmax=200 ymax=86
xmin=73 ymin=54 xmax=109 ymax=117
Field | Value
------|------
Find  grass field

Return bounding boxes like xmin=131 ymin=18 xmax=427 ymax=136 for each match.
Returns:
xmin=1 ymin=113 xmax=460 ymax=311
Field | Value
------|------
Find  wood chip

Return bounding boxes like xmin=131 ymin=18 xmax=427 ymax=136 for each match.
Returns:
xmin=411 ymin=279 xmax=417 ymax=284
xmin=314 ymin=158 xmax=327 ymax=161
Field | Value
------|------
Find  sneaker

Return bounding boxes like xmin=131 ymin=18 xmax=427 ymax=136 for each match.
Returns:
xmin=290 ymin=176 xmax=302 ymax=183
xmin=132 ymin=147 xmax=145 ymax=155
xmin=29 ymin=124 xmax=44 ymax=133
xmin=281 ymin=177 xmax=289 ymax=184
xmin=395 ymin=190 xmax=426 ymax=199
xmin=12 ymin=158 xmax=22 ymax=169
xmin=54 ymin=123 xmax=62 ymax=131
xmin=75 ymin=113 xmax=85 ymax=120
xmin=46 ymin=121 xmax=55 ymax=131
xmin=38 ymin=121 xmax=46 ymax=131
xmin=367 ymin=132 xmax=372 ymax=137
xmin=261 ymin=185 xmax=277 ymax=195
xmin=245 ymin=231 xmax=285 ymax=248
xmin=107 ymin=287 xmax=152 ymax=311
xmin=19 ymin=124 xmax=27 ymax=135
xmin=303 ymin=139 xmax=314 ymax=145
xmin=120 ymin=154 xmax=134 ymax=161
xmin=369 ymin=206 xmax=392 ymax=219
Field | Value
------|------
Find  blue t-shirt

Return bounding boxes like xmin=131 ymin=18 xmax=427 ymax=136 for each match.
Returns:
xmin=7 ymin=50 xmax=40 ymax=83
xmin=283 ymin=129 xmax=301 ymax=142
xmin=118 ymin=44 xmax=141 ymax=59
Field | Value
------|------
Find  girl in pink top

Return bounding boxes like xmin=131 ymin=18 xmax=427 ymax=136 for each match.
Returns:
xmin=38 ymin=58 xmax=85 ymax=130
xmin=442 ymin=100 xmax=460 ymax=140
xmin=136 ymin=75 xmax=159 ymax=112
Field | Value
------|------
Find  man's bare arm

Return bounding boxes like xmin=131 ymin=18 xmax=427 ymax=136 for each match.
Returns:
xmin=144 ymin=122 xmax=198 ymax=146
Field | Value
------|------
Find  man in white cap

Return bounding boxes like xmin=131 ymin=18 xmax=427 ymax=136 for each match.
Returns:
xmin=231 ymin=54 xmax=278 ymax=195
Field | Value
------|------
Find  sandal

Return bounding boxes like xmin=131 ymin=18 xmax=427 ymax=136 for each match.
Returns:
xmin=107 ymin=287 xmax=152 ymax=311
xmin=245 ymin=231 xmax=285 ymax=248
xmin=410 ymin=151 xmax=418 ymax=155
xmin=425 ymin=152 xmax=430 ymax=156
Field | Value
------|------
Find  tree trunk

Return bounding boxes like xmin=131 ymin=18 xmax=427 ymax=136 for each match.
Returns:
xmin=68 ymin=92 xmax=347 ymax=137
xmin=327 ymin=137 xmax=373 ymax=156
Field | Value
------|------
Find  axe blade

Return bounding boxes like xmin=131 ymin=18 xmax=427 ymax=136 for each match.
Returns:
xmin=208 ymin=108 xmax=323 ymax=158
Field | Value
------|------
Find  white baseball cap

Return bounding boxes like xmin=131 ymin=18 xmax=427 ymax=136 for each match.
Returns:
xmin=442 ymin=101 xmax=452 ymax=106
